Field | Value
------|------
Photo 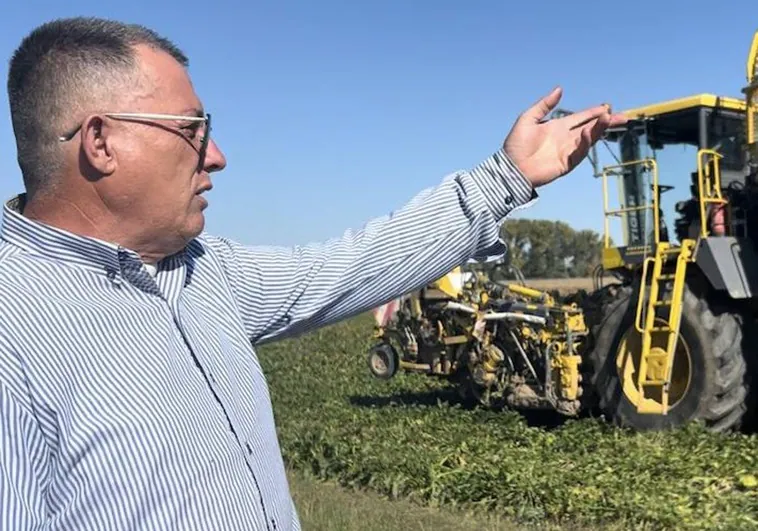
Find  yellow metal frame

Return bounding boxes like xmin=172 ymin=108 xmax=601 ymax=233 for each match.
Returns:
xmin=597 ymin=147 xmax=726 ymax=415
xmin=746 ymin=31 xmax=758 ymax=83
xmin=631 ymin=239 xmax=696 ymax=414
xmin=601 ymin=158 xmax=660 ymax=250
xmin=431 ymin=266 xmax=464 ymax=299
xmin=696 ymin=149 xmax=728 ymax=238
xmin=621 ymin=93 xmax=746 ymax=120
xmin=744 ymin=31 xmax=758 ymax=159
xmin=506 ymin=283 xmax=548 ymax=302
xmin=747 ymin=87 xmax=757 ymax=156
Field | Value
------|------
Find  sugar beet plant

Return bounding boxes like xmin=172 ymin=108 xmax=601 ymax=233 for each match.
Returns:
xmin=257 ymin=313 xmax=758 ymax=530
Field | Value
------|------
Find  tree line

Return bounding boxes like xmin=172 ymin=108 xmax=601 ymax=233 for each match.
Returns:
xmin=495 ymin=219 xmax=607 ymax=279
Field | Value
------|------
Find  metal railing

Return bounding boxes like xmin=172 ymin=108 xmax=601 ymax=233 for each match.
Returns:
xmin=601 ymin=158 xmax=660 ymax=249
xmin=696 ymin=149 xmax=728 ymax=238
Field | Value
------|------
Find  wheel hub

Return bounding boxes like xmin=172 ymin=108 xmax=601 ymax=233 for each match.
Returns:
xmin=371 ymin=354 xmax=387 ymax=373
xmin=615 ymin=318 xmax=692 ymax=411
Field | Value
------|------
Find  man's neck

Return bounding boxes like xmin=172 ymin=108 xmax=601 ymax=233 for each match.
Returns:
xmin=21 ymin=193 xmax=163 ymax=264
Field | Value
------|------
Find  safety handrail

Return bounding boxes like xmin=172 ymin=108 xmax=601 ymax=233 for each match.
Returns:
xmin=601 ymin=158 xmax=659 ymax=249
xmin=696 ymin=149 xmax=727 ymax=238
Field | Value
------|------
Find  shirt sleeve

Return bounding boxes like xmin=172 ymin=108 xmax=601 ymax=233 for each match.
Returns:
xmin=0 ymin=381 xmax=49 ymax=529
xmin=202 ymin=147 xmax=537 ymax=344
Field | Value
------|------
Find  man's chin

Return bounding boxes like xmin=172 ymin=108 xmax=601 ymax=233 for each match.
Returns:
xmin=178 ymin=211 xmax=206 ymax=244
xmin=189 ymin=214 xmax=205 ymax=236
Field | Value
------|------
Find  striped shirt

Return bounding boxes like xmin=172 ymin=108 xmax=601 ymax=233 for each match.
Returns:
xmin=0 ymin=148 xmax=535 ymax=530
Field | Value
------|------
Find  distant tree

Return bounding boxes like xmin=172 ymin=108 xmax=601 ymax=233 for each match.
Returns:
xmin=570 ymin=229 xmax=605 ymax=277
xmin=498 ymin=219 xmax=607 ymax=278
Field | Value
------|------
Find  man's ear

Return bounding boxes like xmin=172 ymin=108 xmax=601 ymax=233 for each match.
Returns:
xmin=80 ymin=115 xmax=117 ymax=175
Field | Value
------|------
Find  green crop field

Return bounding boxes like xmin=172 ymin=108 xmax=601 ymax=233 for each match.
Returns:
xmin=258 ymin=311 xmax=758 ymax=530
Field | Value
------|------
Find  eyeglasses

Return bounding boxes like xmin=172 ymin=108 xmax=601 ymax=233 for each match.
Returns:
xmin=58 ymin=112 xmax=212 ymax=172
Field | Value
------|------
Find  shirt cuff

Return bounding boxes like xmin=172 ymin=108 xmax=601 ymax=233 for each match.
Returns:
xmin=469 ymin=147 xmax=538 ymax=221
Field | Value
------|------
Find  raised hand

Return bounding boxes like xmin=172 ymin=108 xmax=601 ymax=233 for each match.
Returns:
xmin=503 ymin=87 xmax=628 ymax=187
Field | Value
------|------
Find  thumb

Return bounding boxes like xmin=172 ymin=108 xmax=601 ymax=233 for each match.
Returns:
xmin=523 ymin=86 xmax=562 ymax=123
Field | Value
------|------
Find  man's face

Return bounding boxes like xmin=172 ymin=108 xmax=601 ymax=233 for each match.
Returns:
xmin=88 ymin=44 xmax=227 ymax=256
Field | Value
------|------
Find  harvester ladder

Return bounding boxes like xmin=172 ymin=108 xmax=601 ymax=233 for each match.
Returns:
xmin=634 ymin=239 xmax=696 ymax=414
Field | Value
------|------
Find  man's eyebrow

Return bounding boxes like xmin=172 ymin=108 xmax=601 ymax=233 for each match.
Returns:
xmin=179 ymin=107 xmax=205 ymax=117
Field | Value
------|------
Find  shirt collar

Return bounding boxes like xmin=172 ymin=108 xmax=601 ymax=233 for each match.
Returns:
xmin=0 ymin=193 xmax=168 ymax=282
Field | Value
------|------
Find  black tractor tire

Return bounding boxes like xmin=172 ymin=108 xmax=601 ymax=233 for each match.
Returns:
xmin=367 ymin=342 xmax=399 ymax=380
xmin=585 ymin=281 xmax=753 ymax=432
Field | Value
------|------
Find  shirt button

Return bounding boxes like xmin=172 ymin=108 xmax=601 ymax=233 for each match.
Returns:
xmin=208 ymin=373 xmax=216 ymax=384
xmin=104 ymin=267 xmax=121 ymax=285
xmin=505 ymin=195 xmax=513 ymax=204
xmin=246 ymin=443 xmax=253 ymax=454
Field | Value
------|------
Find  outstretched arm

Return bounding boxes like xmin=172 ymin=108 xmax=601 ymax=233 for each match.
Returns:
xmin=203 ymin=88 xmax=627 ymax=344
xmin=204 ymin=147 xmax=534 ymax=344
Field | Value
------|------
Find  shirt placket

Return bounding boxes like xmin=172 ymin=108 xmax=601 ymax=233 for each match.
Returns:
xmin=150 ymin=256 xmax=279 ymax=531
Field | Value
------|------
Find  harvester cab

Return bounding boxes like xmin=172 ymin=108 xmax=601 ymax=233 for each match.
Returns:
xmin=599 ymin=94 xmax=750 ymax=273
xmin=582 ymin=30 xmax=758 ymax=432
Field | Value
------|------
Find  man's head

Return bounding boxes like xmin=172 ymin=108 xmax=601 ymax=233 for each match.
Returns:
xmin=7 ymin=17 xmax=227 ymax=261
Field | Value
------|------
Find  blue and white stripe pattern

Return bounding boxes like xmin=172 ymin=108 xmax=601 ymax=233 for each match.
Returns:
xmin=0 ymin=148 xmax=535 ymax=530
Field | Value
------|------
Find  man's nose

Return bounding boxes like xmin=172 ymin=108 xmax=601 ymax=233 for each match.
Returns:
xmin=204 ymin=139 xmax=227 ymax=172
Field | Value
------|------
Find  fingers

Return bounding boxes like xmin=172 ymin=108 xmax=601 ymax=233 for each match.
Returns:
xmin=574 ymin=110 xmax=628 ymax=129
xmin=587 ymin=111 xmax=613 ymax=141
xmin=568 ymin=112 xmax=612 ymax=170
xmin=571 ymin=109 xmax=617 ymax=146
xmin=581 ymin=112 xmax=611 ymax=149
xmin=565 ymin=104 xmax=613 ymax=130
xmin=608 ymin=112 xmax=629 ymax=127
xmin=522 ymin=86 xmax=563 ymax=122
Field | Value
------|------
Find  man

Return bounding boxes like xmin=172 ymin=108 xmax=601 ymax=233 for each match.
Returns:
xmin=0 ymin=16 xmax=626 ymax=531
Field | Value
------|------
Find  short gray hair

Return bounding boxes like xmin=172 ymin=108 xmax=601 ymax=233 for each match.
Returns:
xmin=7 ymin=17 xmax=189 ymax=197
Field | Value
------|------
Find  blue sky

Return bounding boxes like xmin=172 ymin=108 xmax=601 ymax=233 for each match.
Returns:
xmin=0 ymin=1 xmax=756 ymax=247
